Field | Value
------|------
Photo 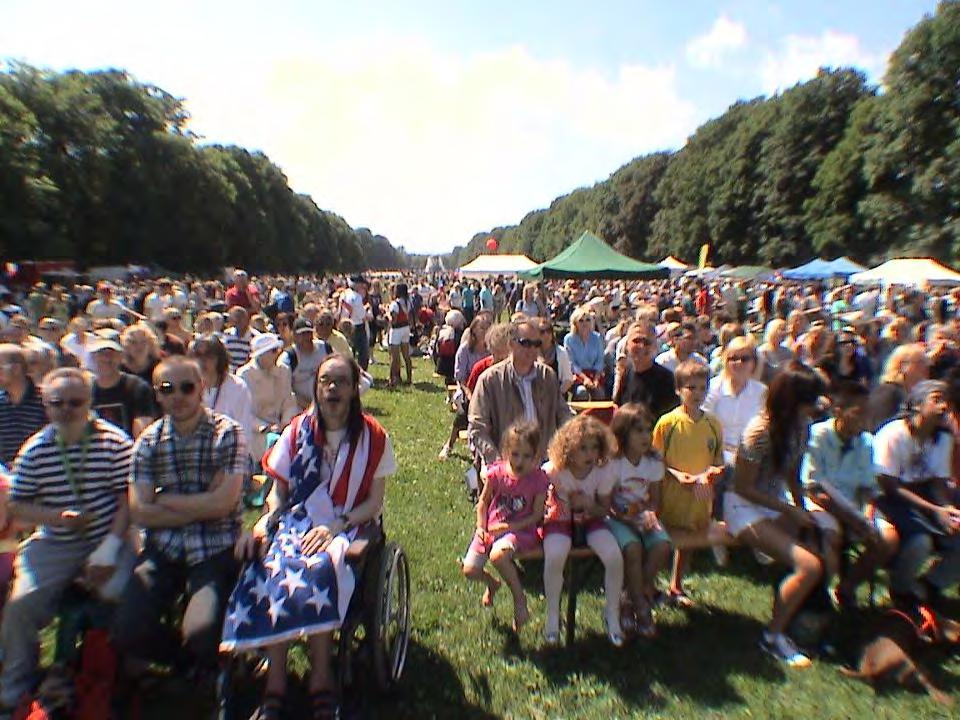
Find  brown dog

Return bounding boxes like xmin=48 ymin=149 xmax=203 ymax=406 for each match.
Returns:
xmin=840 ymin=607 xmax=957 ymax=706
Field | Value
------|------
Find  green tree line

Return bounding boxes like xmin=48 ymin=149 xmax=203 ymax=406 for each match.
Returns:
xmin=0 ymin=62 xmax=412 ymax=273
xmin=451 ymin=1 xmax=960 ymax=269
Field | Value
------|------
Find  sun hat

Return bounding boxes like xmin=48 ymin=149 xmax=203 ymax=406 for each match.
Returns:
xmin=251 ymin=333 xmax=284 ymax=358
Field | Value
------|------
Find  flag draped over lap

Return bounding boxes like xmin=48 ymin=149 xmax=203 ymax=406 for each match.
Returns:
xmin=220 ymin=411 xmax=387 ymax=652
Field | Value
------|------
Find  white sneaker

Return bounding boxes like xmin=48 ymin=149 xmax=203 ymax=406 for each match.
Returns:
xmin=712 ymin=544 xmax=729 ymax=567
xmin=754 ymin=549 xmax=775 ymax=565
xmin=438 ymin=445 xmax=450 ymax=460
xmin=760 ymin=631 xmax=812 ymax=668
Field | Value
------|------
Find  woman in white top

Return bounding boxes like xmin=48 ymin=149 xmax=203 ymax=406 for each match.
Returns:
xmin=236 ymin=333 xmax=299 ymax=462
xmin=704 ymin=336 xmax=768 ymax=465
xmin=188 ymin=335 xmax=257 ymax=462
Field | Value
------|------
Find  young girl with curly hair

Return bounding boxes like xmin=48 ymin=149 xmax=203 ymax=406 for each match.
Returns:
xmin=542 ymin=415 xmax=625 ymax=646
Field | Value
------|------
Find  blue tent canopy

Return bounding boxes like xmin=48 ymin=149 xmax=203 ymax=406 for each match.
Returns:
xmin=783 ymin=257 xmax=865 ymax=280
xmin=782 ymin=258 xmax=831 ymax=280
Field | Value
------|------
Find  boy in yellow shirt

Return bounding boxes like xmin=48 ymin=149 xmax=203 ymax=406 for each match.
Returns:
xmin=652 ymin=359 xmax=724 ymax=606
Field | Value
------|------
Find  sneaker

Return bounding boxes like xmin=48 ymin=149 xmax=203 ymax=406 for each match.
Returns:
xmin=712 ymin=544 xmax=729 ymax=567
xmin=760 ymin=631 xmax=812 ymax=668
xmin=754 ymin=549 xmax=775 ymax=565
xmin=438 ymin=445 xmax=450 ymax=461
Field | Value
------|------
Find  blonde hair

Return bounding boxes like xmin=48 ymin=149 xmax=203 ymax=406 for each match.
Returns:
xmin=763 ymin=318 xmax=786 ymax=344
xmin=880 ymin=343 xmax=926 ymax=385
xmin=569 ymin=306 xmax=596 ymax=330
xmin=547 ymin=415 xmax=615 ymax=470
xmin=721 ymin=335 xmax=758 ymax=374
xmin=121 ymin=323 xmax=162 ymax=360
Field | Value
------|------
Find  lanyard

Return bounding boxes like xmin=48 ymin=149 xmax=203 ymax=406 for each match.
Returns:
xmin=56 ymin=423 xmax=92 ymax=503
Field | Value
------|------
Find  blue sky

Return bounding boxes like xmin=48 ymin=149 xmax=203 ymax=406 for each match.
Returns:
xmin=0 ymin=1 xmax=941 ymax=254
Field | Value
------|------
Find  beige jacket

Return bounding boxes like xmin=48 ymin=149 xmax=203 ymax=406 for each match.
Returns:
xmin=236 ymin=360 xmax=298 ymax=460
xmin=468 ymin=358 xmax=572 ymax=466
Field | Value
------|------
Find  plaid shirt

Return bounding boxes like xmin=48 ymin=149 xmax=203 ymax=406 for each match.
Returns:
xmin=131 ymin=409 xmax=247 ymax=565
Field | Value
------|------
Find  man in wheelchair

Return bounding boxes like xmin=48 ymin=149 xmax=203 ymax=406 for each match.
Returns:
xmin=220 ymin=353 xmax=397 ymax=720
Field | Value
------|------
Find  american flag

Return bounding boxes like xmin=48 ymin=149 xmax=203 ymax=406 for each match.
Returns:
xmin=220 ymin=511 xmax=355 ymax=652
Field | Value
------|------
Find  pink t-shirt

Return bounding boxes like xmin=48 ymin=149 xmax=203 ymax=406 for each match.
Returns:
xmin=482 ymin=460 xmax=550 ymax=528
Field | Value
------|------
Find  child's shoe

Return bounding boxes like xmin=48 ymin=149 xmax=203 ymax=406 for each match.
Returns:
xmin=760 ymin=631 xmax=812 ymax=668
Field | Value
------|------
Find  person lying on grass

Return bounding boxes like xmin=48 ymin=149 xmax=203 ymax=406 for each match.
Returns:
xmin=220 ymin=354 xmax=397 ymax=720
xmin=462 ymin=420 xmax=548 ymax=632
xmin=606 ymin=403 xmax=671 ymax=638
xmin=542 ymin=415 xmax=625 ymax=647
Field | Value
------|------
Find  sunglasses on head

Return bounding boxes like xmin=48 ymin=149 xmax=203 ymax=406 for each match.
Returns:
xmin=46 ymin=397 xmax=86 ymax=409
xmin=515 ymin=337 xmax=543 ymax=348
xmin=155 ymin=380 xmax=198 ymax=396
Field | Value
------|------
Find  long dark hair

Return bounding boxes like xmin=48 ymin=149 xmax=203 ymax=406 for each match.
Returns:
xmin=313 ymin=353 xmax=365 ymax=443
xmin=188 ymin=336 xmax=230 ymax=384
xmin=766 ymin=361 xmax=825 ymax=473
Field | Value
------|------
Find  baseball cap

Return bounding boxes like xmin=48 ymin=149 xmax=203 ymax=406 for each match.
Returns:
xmin=293 ymin=318 xmax=314 ymax=334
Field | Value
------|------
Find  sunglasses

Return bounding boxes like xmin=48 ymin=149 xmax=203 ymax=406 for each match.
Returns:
xmin=728 ymin=355 xmax=755 ymax=363
xmin=634 ymin=337 xmax=653 ymax=346
xmin=515 ymin=337 xmax=543 ymax=348
xmin=46 ymin=397 xmax=87 ymax=409
xmin=155 ymin=380 xmax=198 ymax=396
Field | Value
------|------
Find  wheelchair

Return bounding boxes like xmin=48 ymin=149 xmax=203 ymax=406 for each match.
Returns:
xmin=214 ymin=523 xmax=411 ymax=719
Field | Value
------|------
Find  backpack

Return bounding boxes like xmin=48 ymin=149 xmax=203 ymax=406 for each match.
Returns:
xmin=284 ymin=342 xmax=332 ymax=372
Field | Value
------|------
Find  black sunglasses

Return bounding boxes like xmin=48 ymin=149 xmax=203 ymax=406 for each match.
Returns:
xmin=155 ymin=380 xmax=198 ymax=396
xmin=515 ymin=337 xmax=543 ymax=348
xmin=46 ymin=398 xmax=87 ymax=409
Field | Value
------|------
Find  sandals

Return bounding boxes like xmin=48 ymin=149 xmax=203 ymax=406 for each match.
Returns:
xmin=249 ymin=692 xmax=284 ymax=720
xmin=309 ymin=690 xmax=339 ymax=720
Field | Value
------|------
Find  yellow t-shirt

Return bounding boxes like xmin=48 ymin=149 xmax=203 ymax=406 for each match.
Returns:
xmin=652 ymin=406 xmax=723 ymax=475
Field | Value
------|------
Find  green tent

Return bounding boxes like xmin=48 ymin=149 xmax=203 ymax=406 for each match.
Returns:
xmin=519 ymin=231 xmax=669 ymax=280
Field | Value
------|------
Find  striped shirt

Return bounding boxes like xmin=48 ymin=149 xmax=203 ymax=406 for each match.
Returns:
xmin=0 ymin=381 xmax=50 ymax=465
xmin=224 ymin=328 xmax=258 ymax=372
xmin=132 ymin=409 xmax=247 ymax=565
xmin=10 ymin=418 xmax=133 ymax=543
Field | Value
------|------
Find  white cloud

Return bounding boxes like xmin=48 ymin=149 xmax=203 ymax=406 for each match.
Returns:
xmin=182 ymin=37 xmax=697 ymax=253
xmin=760 ymin=30 xmax=887 ymax=94
xmin=685 ymin=15 xmax=748 ymax=69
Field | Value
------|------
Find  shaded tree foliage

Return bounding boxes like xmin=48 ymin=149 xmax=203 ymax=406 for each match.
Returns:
xmin=0 ymin=63 xmax=409 ymax=273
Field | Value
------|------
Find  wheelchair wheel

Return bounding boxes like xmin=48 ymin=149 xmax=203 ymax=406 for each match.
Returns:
xmin=371 ymin=542 xmax=411 ymax=692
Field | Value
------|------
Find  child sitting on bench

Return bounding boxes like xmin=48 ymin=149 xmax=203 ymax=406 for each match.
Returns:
xmin=462 ymin=421 xmax=548 ymax=633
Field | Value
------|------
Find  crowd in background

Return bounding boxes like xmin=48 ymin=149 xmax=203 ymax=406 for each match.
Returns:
xmin=2 ymin=265 xmax=960 ymax=698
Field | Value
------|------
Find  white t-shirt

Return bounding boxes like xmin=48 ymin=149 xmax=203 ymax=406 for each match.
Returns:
xmin=611 ymin=455 xmax=664 ymax=515
xmin=544 ymin=461 xmax=617 ymax=503
xmin=340 ymin=288 xmax=366 ymax=325
xmin=873 ymin=418 xmax=952 ymax=483
xmin=325 ymin=428 xmax=397 ymax=479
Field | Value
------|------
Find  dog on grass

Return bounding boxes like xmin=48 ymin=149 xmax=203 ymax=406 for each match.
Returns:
xmin=840 ymin=606 xmax=959 ymax=706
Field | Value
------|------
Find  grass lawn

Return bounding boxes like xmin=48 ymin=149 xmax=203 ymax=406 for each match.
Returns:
xmin=53 ymin=355 xmax=958 ymax=719
xmin=361 ymin=357 xmax=959 ymax=720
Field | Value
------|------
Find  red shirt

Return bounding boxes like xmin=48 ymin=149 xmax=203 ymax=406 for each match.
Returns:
xmin=466 ymin=355 xmax=496 ymax=392
xmin=225 ymin=285 xmax=260 ymax=309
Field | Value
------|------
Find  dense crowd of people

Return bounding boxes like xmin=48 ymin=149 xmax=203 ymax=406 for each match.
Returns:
xmin=1 ymin=267 xmax=960 ymax=714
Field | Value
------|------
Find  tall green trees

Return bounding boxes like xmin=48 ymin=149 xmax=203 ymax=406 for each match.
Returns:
xmin=454 ymin=1 xmax=960 ymax=269
xmin=0 ymin=63 xmax=403 ymax=273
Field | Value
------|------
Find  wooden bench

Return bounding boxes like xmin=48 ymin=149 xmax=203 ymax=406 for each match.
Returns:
xmin=515 ymin=521 xmax=737 ymax=646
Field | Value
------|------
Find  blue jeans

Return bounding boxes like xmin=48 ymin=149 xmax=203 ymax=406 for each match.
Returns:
xmin=353 ymin=323 xmax=370 ymax=370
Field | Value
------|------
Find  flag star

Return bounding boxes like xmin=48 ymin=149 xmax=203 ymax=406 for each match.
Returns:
xmin=279 ymin=567 xmax=308 ymax=597
xmin=267 ymin=594 xmax=290 ymax=626
xmin=264 ymin=554 xmax=283 ymax=577
xmin=303 ymin=552 xmax=326 ymax=569
xmin=229 ymin=601 xmax=253 ymax=630
xmin=305 ymin=586 xmax=331 ymax=615
xmin=252 ymin=575 xmax=271 ymax=605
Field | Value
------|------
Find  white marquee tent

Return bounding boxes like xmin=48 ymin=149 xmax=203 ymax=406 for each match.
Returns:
xmin=458 ymin=254 xmax=538 ymax=277
xmin=849 ymin=258 xmax=960 ymax=286
xmin=657 ymin=256 xmax=689 ymax=270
